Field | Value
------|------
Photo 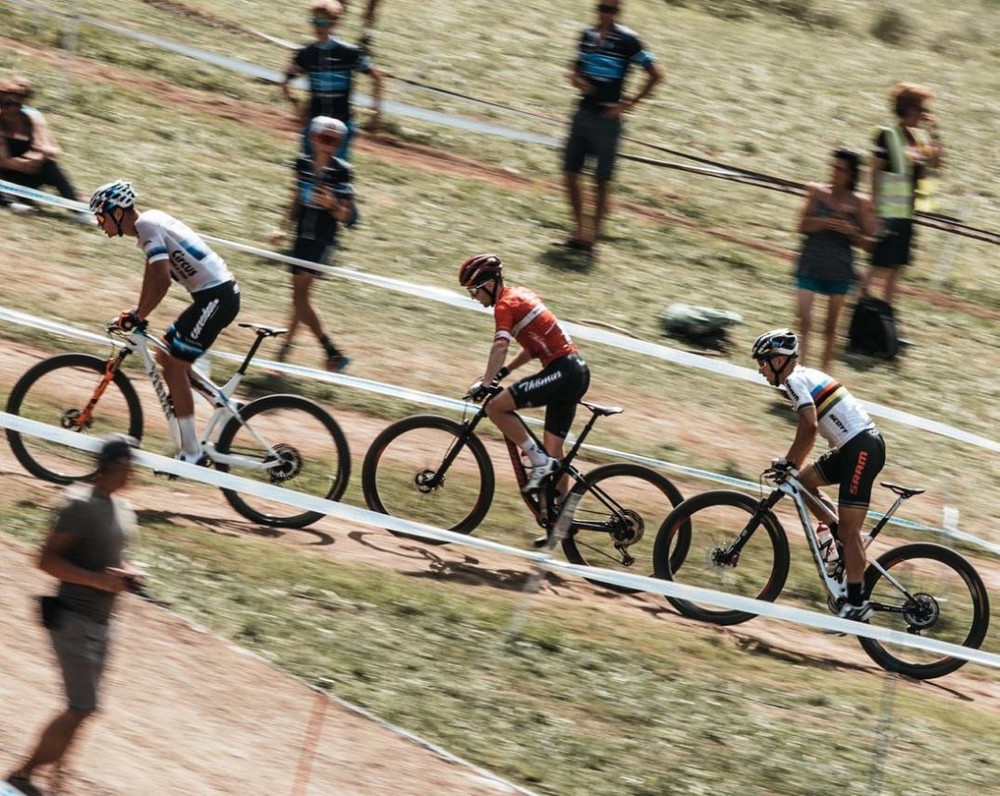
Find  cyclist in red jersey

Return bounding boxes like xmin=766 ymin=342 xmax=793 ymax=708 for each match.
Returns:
xmin=459 ymin=254 xmax=591 ymax=493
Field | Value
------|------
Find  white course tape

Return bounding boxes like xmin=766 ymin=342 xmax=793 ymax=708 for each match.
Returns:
xmin=1 ymin=411 xmax=998 ymax=671
xmin=5 ymin=177 xmax=998 ymax=457
xmin=4 ymin=304 xmax=999 ymax=556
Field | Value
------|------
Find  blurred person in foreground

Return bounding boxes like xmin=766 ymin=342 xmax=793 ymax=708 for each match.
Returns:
xmin=561 ymin=0 xmax=663 ymax=258
xmin=0 ymin=76 xmax=89 ymax=223
xmin=89 ymin=180 xmax=241 ymax=463
xmin=6 ymin=436 xmax=141 ymax=796
xmin=752 ymin=329 xmax=886 ymax=621
xmin=794 ymin=149 xmax=877 ymax=370
xmin=864 ymin=82 xmax=944 ymax=306
xmin=269 ymin=116 xmax=357 ymax=373
xmin=279 ymin=0 xmax=384 ymax=159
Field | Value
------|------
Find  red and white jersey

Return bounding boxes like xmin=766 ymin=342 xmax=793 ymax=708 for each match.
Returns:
xmin=493 ymin=285 xmax=577 ymax=367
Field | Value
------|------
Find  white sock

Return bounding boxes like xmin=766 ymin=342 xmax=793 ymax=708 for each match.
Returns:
xmin=519 ymin=439 xmax=549 ymax=467
xmin=177 ymin=415 xmax=200 ymax=457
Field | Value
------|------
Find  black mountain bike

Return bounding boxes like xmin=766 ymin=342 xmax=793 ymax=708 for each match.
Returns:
xmin=361 ymin=390 xmax=684 ymax=584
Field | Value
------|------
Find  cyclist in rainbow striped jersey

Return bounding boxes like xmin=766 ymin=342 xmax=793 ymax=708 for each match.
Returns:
xmin=752 ymin=328 xmax=886 ymax=621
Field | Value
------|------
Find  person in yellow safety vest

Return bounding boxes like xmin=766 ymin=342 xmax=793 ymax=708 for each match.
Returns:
xmin=862 ymin=82 xmax=943 ymax=306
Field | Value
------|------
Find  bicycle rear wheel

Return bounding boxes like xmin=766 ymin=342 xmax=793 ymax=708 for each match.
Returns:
xmin=652 ymin=490 xmax=790 ymax=625
xmin=561 ymin=462 xmax=684 ymax=591
xmin=215 ymin=394 xmax=350 ymax=529
xmin=5 ymin=354 xmax=143 ymax=483
xmin=361 ymin=414 xmax=494 ymax=539
xmin=860 ymin=543 xmax=990 ymax=679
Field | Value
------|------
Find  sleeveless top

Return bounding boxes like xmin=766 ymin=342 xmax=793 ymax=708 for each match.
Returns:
xmin=795 ymin=195 xmax=858 ymax=283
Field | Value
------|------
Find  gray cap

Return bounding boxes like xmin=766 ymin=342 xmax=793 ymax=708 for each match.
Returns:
xmin=96 ymin=434 xmax=138 ymax=470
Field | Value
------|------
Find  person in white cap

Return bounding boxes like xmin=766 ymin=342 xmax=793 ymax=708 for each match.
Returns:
xmin=270 ymin=116 xmax=357 ymax=372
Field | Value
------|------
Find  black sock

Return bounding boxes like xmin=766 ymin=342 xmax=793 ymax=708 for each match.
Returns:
xmin=847 ymin=582 xmax=863 ymax=605
xmin=319 ymin=335 xmax=340 ymax=357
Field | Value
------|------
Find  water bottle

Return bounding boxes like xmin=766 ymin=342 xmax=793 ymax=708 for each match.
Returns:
xmin=817 ymin=524 xmax=840 ymax=576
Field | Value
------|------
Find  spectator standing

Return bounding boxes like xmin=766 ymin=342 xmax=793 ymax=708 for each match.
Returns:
xmin=562 ymin=1 xmax=663 ymax=258
xmin=864 ymin=82 xmax=943 ymax=305
xmin=794 ymin=149 xmax=877 ymax=370
xmin=0 ymin=76 xmax=89 ymax=223
xmin=269 ymin=116 xmax=356 ymax=372
xmin=5 ymin=436 xmax=141 ymax=796
xmin=279 ymin=0 xmax=384 ymax=159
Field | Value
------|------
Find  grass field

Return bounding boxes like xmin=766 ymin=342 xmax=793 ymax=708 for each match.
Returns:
xmin=2 ymin=0 xmax=1000 ymax=792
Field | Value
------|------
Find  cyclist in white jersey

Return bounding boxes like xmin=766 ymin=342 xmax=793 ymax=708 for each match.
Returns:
xmin=89 ymin=180 xmax=241 ymax=463
xmin=752 ymin=328 xmax=886 ymax=621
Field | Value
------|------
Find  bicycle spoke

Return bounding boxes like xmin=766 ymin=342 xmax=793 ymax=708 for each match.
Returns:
xmin=7 ymin=356 xmax=141 ymax=483
xmin=860 ymin=543 xmax=990 ymax=679
xmin=362 ymin=416 xmax=493 ymax=536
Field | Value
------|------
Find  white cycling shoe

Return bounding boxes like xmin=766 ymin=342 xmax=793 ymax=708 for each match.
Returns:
xmin=522 ymin=457 xmax=559 ymax=494
xmin=837 ymin=600 xmax=873 ymax=622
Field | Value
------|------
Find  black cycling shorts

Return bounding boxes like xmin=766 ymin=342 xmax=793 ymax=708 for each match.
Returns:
xmin=165 ymin=281 xmax=241 ymax=362
xmin=289 ymin=237 xmax=333 ymax=277
xmin=814 ymin=428 xmax=886 ymax=510
xmin=870 ymin=218 xmax=914 ymax=268
xmin=509 ymin=354 xmax=590 ymax=439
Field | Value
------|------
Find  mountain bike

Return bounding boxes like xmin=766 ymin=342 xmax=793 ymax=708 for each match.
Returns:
xmin=361 ymin=388 xmax=685 ymax=583
xmin=651 ymin=465 xmax=990 ymax=679
xmin=5 ymin=322 xmax=350 ymax=528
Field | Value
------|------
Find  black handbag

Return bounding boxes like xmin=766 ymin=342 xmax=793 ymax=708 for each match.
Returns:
xmin=848 ymin=296 xmax=899 ymax=359
xmin=38 ymin=595 xmax=64 ymax=630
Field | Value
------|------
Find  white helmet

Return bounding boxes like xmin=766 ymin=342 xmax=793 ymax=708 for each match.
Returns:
xmin=89 ymin=180 xmax=136 ymax=215
xmin=751 ymin=328 xmax=799 ymax=360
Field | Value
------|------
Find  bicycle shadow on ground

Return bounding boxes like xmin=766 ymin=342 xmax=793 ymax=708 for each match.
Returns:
xmin=137 ymin=508 xmax=336 ymax=546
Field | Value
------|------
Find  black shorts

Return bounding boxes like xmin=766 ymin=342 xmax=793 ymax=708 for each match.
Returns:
xmin=563 ymin=107 xmax=623 ymax=182
xmin=290 ymin=236 xmax=334 ymax=277
xmin=165 ymin=280 xmax=241 ymax=362
xmin=509 ymin=354 xmax=590 ymax=439
xmin=870 ymin=218 xmax=914 ymax=268
xmin=814 ymin=428 xmax=886 ymax=510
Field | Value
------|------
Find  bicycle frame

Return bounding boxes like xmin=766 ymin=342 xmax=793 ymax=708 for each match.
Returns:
xmin=95 ymin=327 xmax=284 ymax=472
xmin=758 ymin=470 xmax=918 ymax=604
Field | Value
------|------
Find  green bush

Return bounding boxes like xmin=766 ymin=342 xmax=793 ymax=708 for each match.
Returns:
xmin=870 ymin=6 xmax=915 ymax=45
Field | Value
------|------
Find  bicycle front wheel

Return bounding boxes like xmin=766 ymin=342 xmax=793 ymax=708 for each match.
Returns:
xmin=215 ymin=394 xmax=350 ymax=529
xmin=362 ymin=414 xmax=494 ymax=538
xmin=652 ymin=490 xmax=790 ymax=625
xmin=5 ymin=354 xmax=143 ymax=483
xmin=561 ymin=462 xmax=684 ymax=591
xmin=860 ymin=543 xmax=990 ymax=679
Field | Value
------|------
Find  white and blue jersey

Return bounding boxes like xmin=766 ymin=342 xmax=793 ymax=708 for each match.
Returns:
xmin=293 ymin=38 xmax=373 ymax=121
xmin=134 ymin=210 xmax=234 ymax=294
xmin=575 ymin=23 xmax=655 ymax=112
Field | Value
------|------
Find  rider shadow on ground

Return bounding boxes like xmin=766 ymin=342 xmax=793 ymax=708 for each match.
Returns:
xmin=137 ymin=508 xmax=335 ymax=546
xmin=400 ymin=545 xmax=574 ymax=593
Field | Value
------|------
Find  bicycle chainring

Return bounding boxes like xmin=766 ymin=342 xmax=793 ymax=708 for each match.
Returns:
xmin=903 ymin=593 xmax=940 ymax=631
xmin=266 ymin=444 xmax=302 ymax=483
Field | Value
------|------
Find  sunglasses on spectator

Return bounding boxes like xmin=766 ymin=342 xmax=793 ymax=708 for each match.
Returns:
xmin=312 ymin=17 xmax=335 ymax=27
xmin=597 ymin=3 xmax=619 ymax=13
xmin=315 ymin=132 xmax=340 ymax=144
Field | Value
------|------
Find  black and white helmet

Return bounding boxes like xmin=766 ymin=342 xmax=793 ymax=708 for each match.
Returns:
xmin=89 ymin=180 xmax=136 ymax=215
xmin=751 ymin=328 xmax=799 ymax=360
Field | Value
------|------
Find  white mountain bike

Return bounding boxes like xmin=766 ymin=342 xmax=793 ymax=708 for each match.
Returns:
xmin=5 ymin=322 xmax=350 ymax=528
xmin=652 ymin=465 xmax=990 ymax=679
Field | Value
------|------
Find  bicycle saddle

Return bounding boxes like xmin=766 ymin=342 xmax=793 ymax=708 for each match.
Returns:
xmin=881 ymin=481 xmax=926 ymax=498
xmin=238 ymin=323 xmax=288 ymax=337
xmin=579 ymin=400 xmax=623 ymax=417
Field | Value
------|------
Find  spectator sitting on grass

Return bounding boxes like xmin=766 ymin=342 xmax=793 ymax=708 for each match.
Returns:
xmin=0 ymin=76 xmax=90 ymax=223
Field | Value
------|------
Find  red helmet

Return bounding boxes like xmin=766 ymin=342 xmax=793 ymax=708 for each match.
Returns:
xmin=458 ymin=253 xmax=503 ymax=288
